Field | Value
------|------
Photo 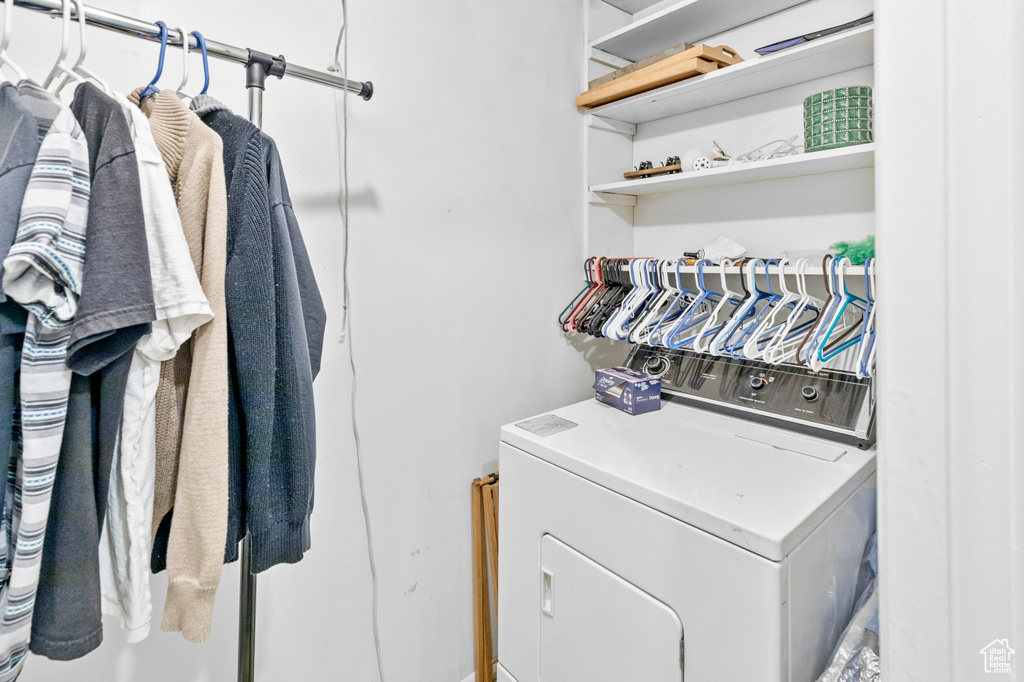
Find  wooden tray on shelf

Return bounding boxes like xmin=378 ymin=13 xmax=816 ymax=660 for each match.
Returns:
xmin=624 ymin=164 xmax=683 ymax=179
xmin=576 ymin=44 xmax=742 ymax=109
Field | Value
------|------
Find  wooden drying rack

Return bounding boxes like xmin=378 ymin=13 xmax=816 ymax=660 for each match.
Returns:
xmin=472 ymin=473 xmax=499 ymax=682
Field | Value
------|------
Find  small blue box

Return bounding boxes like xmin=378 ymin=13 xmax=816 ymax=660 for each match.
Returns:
xmin=593 ymin=367 xmax=661 ymax=415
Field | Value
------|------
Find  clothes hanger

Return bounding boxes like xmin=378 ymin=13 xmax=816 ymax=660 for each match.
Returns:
xmin=42 ymin=0 xmax=86 ymax=94
xmin=647 ymin=258 xmax=698 ymax=347
xmin=732 ymin=258 xmax=785 ymax=358
xmin=190 ymin=30 xmax=210 ymax=95
xmin=610 ymin=258 xmax=660 ymax=340
xmin=720 ymin=259 xmax=780 ymax=358
xmin=740 ymin=258 xmax=794 ymax=359
xmin=578 ymin=258 xmax=623 ymax=336
xmin=709 ymin=259 xmax=759 ymax=356
xmin=139 ymin=20 xmax=169 ymax=99
xmin=559 ymin=257 xmax=597 ymax=331
xmin=854 ymin=258 xmax=876 ymax=378
xmin=814 ymin=256 xmax=869 ymax=369
xmin=804 ymin=256 xmax=866 ymax=371
xmin=173 ymin=26 xmax=191 ymax=101
xmin=693 ymin=259 xmax=743 ymax=355
xmin=568 ymin=257 xmax=606 ymax=332
xmin=795 ymin=255 xmax=839 ymax=367
xmin=0 ymin=0 xmax=28 ymax=84
xmin=606 ymin=258 xmax=660 ymax=340
xmin=601 ymin=258 xmax=644 ymax=339
xmin=565 ymin=257 xmax=601 ymax=332
xmin=630 ymin=260 xmax=681 ymax=345
xmin=663 ymin=259 xmax=720 ymax=350
xmin=761 ymin=258 xmax=823 ymax=365
xmin=53 ymin=0 xmax=113 ymax=96
xmin=585 ymin=258 xmax=632 ymax=337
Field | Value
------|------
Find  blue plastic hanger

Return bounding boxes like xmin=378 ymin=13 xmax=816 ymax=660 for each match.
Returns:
xmin=649 ymin=259 xmax=699 ymax=346
xmin=140 ymin=21 xmax=169 ymax=99
xmin=856 ymin=258 xmax=876 ymax=377
xmin=664 ymin=259 xmax=722 ymax=349
xmin=190 ymin=30 xmax=210 ymax=94
xmin=725 ymin=260 xmax=782 ymax=358
xmin=816 ymin=257 xmax=869 ymax=364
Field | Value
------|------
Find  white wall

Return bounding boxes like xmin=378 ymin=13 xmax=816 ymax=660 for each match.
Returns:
xmin=876 ymin=0 xmax=1024 ymax=680
xmin=8 ymin=1 xmax=602 ymax=680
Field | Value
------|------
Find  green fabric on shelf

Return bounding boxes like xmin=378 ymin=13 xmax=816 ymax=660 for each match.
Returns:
xmin=830 ymin=235 xmax=875 ymax=265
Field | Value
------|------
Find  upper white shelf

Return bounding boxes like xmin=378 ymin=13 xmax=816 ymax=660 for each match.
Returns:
xmin=590 ymin=143 xmax=875 ymax=196
xmin=591 ymin=0 xmax=809 ymax=61
xmin=587 ymin=24 xmax=874 ymax=125
xmin=599 ymin=0 xmax=665 ymax=14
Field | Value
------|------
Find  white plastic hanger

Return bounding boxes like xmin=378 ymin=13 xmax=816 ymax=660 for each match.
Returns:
xmin=53 ymin=0 xmax=113 ymax=96
xmin=647 ymin=259 xmax=697 ymax=347
xmin=173 ymin=26 xmax=193 ymax=102
xmin=854 ymin=259 xmax=876 ymax=378
xmin=761 ymin=259 xmax=824 ymax=365
xmin=709 ymin=260 xmax=763 ymax=356
xmin=692 ymin=259 xmax=743 ymax=354
xmin=0 ymin=0 xmax=28 ymax=83
xmin=629 ymin=260 xmax=676 ymax=345
xmin=663 ymin=260 xmax=719 ymax=350
xmin=604 ymin=258 xmax=657 ymax=341
xmin=741 ymin=258 xmax=798 ymax=359
xmin=43 ymin=0 xmax=86 ymax=95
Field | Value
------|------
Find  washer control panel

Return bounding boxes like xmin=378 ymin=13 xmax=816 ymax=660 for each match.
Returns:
xmin=624 ymin=346 xmax=874 ymax=447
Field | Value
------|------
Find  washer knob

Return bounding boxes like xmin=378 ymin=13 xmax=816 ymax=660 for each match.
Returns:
xmin=645 ymin=356 xmax=670 ymax=376
xmin=801 ymin=386 xmax=818 ymax=402
xmin=749 ymin=376 xmax=766 ymax=391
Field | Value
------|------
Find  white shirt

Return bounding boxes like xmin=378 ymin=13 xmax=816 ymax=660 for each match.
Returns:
xmin=98 ymin=95 xmax=213 ymax=643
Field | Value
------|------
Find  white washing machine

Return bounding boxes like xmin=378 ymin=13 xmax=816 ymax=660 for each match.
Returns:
xmin=497 ymin=398 xmax=876 ymax=682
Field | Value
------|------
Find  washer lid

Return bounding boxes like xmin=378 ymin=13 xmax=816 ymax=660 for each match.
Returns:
xmin=500 ymin=399 xmax=876 ymax=561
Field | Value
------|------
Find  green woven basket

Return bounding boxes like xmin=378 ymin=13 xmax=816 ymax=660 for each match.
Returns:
xmin=803 ymin=86 xmax=873 ymax=153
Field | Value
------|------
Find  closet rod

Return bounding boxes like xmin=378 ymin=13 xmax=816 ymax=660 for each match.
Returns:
xmin=9 ymin=0 xmax=374 ymax=99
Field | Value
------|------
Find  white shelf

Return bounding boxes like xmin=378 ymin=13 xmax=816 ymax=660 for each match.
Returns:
xmin=599 ymin=0 xmax=669 ymax=16
xmin=588 ymin=24 xmax=874 ymax=125
xmin=590 ymin=144 xmax=874 ymax=196
xmin=591 ymin=0 xmax=809 ymax=62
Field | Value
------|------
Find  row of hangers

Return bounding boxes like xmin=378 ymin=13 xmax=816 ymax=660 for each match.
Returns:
xmin=559 ymin=255 xmax=877 ymax=378
xmin=0 ymin=0 xmax=212 ymax=101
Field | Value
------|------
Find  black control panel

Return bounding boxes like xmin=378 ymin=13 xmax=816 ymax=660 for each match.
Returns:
xmin=624 ymin=346 xmax=875 ymax=448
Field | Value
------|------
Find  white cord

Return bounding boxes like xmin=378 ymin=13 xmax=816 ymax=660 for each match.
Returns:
xmin=332 ymin=4 xmax=386 ymax=680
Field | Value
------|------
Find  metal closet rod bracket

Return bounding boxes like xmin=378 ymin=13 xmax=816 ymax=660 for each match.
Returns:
xmin=245 ymin=48 xmax=286 ymax=89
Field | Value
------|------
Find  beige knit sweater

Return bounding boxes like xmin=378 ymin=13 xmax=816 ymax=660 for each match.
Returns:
xmin=130 ymin=89 xmax=228 ymax=643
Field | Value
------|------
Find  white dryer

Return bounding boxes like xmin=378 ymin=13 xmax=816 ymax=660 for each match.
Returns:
xmin=497 ymin=399 xmax=876 ymax=682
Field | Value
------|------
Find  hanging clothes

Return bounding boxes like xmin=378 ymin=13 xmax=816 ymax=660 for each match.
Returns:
xmin=29 ymin=80 xmax=156 ymax=662
xmin=97 ymin=95 xmax=213 ymax=644
xmin=183 ymin=95 xmax=274 ymax=567
xmin=0 ymin=83 xmax=37 ymax=587
xmin=187 ymin=94 xmax=325 ymax=573
xmin=0 ymin=79 xmax=89 ymax=681
xmin=127 ymin=87 xmax=228 ymax=644
xmin=258 ymin=131 xmax=326 ymax=570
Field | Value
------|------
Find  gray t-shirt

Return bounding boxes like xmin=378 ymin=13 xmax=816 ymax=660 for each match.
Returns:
xmin=0 ymin=83 xmax=41 ymax=580
xmin=30 ymin=82 xmax=156 ymax=662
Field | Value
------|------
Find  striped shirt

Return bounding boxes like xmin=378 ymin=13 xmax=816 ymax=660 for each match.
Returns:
xmin=0 ymin=83 xmax=89 ymax=681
